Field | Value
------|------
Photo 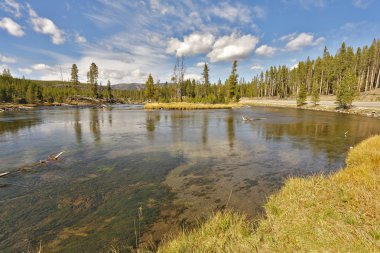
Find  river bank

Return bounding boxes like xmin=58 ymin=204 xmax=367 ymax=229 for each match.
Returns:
xmin=158 ymin=135 xmax=380 ymax=252
xmin=240 ymin=98 xmax=380 ymax=118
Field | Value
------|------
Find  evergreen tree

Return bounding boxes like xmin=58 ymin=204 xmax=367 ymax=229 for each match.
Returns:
xmin=227 ymin=60 xmax=238 ymax=102
xmin=145 ymin=74 xmax=155 ymax=101
xmin=26 ymin=83 xmax=35 ymax=104
xmin=337 ymin=69 xmax=358 ymax=108
xmin=88 ymin=63 xmax=98 ymax=98
xmin=297 ymin=82 xmax=307 ymax=106
xmin=202 ymin=63 xmax=210 ymax=97
xmin=71 ymin=64 xmax=79 ymax=90
xmin=311 ymin=81 xmax=320 ymax=105
xmin=106 ymin=80 xmax=113 ymax=100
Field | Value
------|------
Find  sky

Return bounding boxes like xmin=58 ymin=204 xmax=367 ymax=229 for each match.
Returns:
xmin=0 ymin=0 xmax=379 ymax=84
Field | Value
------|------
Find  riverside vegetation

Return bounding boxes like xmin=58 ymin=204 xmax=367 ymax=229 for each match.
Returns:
xmin=1 ymin=40 xmax=380 ymax=108
xmin=158 ymin=135 xmax=380 ymax=252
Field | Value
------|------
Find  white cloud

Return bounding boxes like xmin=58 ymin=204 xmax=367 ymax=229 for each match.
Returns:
xmin=284 ymin=32 xmax=324 ymax=51
xmin=211 ymin=2 xmax=251 ymax=23
xmin=290 ymin=63 xmax=299 ymax=70
xmin=0 ymin=54 xmax=16 ymax=63
xmin=255 ymin=45 xmax=277 ymax=57
xmin=0 ymin=17 xmax=24 ymax=37
xmin=31 ymin=63 xmax=53 ymax=71
xmin=0 ymin=0 xmax=22 ymax=18
xmin=18 ymin=67 xmax=32 ymax=74
xmin=352 ymin=0 xmax=373 ymax=8
xmin=251 ymin=65 xmax=264 ymax=71
xmin=28 ymin=5 xmax=65 ymax=44
xmin=196 ymin=61 xmax=207 ymax=67
xmin=279 ymin=33 xmax=297 ymax=41
xmin=150 ymin=0 xmax=175 ymax=15
xmin=166 ymin=32 xmax=215 ymax=56
xmin=184 ymin=73 xmax=202 ymax=80
xmin=207 ymin=33 xmax=259 ymax=62
xmin=75 ymin=33 xmax=87 ymax=44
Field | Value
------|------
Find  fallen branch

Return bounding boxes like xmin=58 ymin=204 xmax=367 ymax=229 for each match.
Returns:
xmin=0 ymin=172 xmax=10 ymax=177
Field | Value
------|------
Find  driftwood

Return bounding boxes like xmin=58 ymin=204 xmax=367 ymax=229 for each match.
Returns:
xmin=0 ymin=172 xmax=10 ymax=177
xmin=39 ymin=151 xmax=64 ymax=163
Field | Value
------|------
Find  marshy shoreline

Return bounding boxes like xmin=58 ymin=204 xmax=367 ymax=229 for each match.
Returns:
xmin=158 ymin=135 xmax=380 ymax=252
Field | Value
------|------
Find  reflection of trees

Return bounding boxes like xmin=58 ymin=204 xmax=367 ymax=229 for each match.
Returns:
xmin=202 ymin=112 xmax=208 ymax=146
xmin=90 ymin=109 xmax=101 ymax=143
xmin=260 ymin=115 xmax=380 ymax=162
xmin=108 ymin=111 xmax=112 ymax=127
xmin=0 ymin=115 xmax=41 ymax=136
xmin=146 ymin=111 xmax=160 ymax=141
xmin=226 ymin=111 xmax=235 ymax=150
xmin=73 ymin=109 xmax=82 ymax=144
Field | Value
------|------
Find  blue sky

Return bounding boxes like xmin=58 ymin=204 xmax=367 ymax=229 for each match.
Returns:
xmin=0 ymin=0 xmax=379 ymax=84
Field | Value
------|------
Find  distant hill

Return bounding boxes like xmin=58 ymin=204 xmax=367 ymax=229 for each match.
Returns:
xmin=112 ymin=83 xmax=145 ymax=90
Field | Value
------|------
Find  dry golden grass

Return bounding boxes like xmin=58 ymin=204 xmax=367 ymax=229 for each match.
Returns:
xmin=144 ymin=102 xmax=242 ymax=110
xmin=158 ymin=135 xmax=380 ymax=252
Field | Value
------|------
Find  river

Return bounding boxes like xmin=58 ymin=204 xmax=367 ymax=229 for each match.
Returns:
xmin=0 ymin=105 xmax=379 ymax=252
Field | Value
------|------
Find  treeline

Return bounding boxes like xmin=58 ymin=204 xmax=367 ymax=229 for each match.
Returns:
xmin=1 ymin=39 xmax=379 ymax=106
xmin=0 ymin=63 xmax=126 ymax=104
xmin=141 ymin=39 xmax=380 ymax=107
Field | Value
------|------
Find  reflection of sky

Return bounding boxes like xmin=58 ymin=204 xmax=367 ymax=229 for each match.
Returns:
xmin=1 ymin=106 xmax=380 ymax=174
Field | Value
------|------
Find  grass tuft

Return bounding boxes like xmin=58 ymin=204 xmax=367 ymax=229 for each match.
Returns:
xmin=158 ymin=135 xmax=380 ymax=252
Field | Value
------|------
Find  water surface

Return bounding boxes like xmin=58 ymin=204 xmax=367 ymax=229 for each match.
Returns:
xmin=0 ymin=105 xmax=379 ymax=252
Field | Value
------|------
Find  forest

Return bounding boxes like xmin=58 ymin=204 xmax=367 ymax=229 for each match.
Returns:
xmin=0 ymin=39 xmax=379 ymax=107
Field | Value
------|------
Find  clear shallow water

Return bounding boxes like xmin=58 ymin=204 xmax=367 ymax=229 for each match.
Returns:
xmin=0 ymin=105 xmax=379 ymax=252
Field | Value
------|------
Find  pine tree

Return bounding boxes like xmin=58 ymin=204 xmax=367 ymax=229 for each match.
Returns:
xmin=106 ymin=80 xmax=113 ymax=100
xmin=337 ymin=69 xmax=358 ymax=108
xmin=297 ymin=82 xmax=307 ymax=106
xmin=202 ymin=63 xmax=210 ymax=98
xmin=311 ymin=81 xmax=320 ymax=105
xmin=88 ymin=63 xmax=98 ymax=98
xmin=227 ymin=60 xmax=238 ymax=102
xmin=26 ymin=83 xmax=35 ymax=104
xmin=145 ymin=74 xmax=155 ymax=101
xmin=71 ymin=64 xmax=79 ymax=90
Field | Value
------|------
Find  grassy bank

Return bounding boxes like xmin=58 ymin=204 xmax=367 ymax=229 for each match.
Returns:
xmin=144 ymin=102 xmax=242 ymax=110
xmin=158 ymin=136 xmax=380 ymax=252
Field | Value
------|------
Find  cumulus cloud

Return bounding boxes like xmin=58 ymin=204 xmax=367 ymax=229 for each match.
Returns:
xmin=352 ymin=0 xmax=373 ymax=8
xmin=207 ymin=33 xmax=259 ymax=62
xmin=283 ymin=32 xmax=324 ymax=51
xmin=0 ymin=0 xmax=22 ymax=18
xmin=255 ymin=45 xmax=277 ymax=57
xmin=28 ymin=5 xmax=65 ymax=44
xmin=0 ymin=54 xmax=16 ymax=63
xmin=75 ymin=33 xmax=87 ymax=44
xmin=166 ymin=32 xmax=215 ymax=56
xmin=251 ymin=65 xmax=264 ymax=71
xmin=0 ymin=17 xmax=24 ymax=37
xmin=211 ymin=2 xmax=251 ymax=23
xmin=18 ymin=67 xmax=32 ymax=74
